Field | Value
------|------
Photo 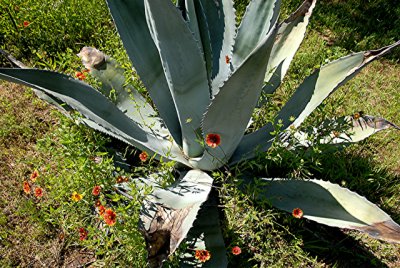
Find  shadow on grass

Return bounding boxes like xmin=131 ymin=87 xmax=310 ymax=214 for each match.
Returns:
xmin=311 ymin=0 xmax=400 ymax=58
xmin=239 ymin=146 xmax=400 ymax=267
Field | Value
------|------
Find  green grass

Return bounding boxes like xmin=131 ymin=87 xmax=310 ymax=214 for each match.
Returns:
xmin=0 ymin=0 xmax=399 ymax=267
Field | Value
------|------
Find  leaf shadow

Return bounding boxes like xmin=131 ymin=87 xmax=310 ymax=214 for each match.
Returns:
xmin=238 ymin=144 xmax=400 ymax=267
xmin=312 ymin=0 xmax=400 ymax=58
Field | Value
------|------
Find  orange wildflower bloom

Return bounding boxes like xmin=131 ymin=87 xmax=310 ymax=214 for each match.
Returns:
xmin=98 ymin=205 xmax=106 ymax=216
xmin=205 ymin=133 xmax=221 ymax=148
xmin=292 ymin=208 xmax=304 ymax=219
xmin=71 ymin=191 xmax=83 ymax=202
xmin=95 ymin=199 xmax=101 ymax=207
xmin=333 ymin=131 xmax=340 ymax=138
xmin=23 ymin=181 xmax=31 ymax=194
xmin=116 ymin=176 xmax=125 ymax=184
xmin=231 ymin=246 xmax=241 ymax=255
xmin=23 ymin=21 xmax=30 ymax=27
xmin=30 ymin=170 xmax=39 ymax=182
xmin=34 ymin=187 xmax=43 ymax=198
xmin=75 ymin=71 xmax=86 ymax=80
xmin=225 ymin=55 xmax=230 ymax=64
xmin=92 ymin=185 xmax=101 ymax=196
xmin=78 ymin=227 xmax=88 ymax=241
xmin=195 ymin=249 xmax=211 ymax=263
xmin=139 ymin=151 xmax=148 ymax=162
xmin=103 ymin=209 xmax=117 ymax=226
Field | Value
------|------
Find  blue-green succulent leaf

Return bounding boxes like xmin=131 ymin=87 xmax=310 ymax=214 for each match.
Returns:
xmin=78 ymin=47 xmax=171 ymax=139
xmin=181 ymin=197 xmax=227 ymax=268
xmin=106 ymin=0 xmax=181 ymax=145
xmin=139 ymin=170 xmax=214 ymax=267
xmin=145 ymin=0 xmax=210 ymax=158
xmin=191 ymin=1 xmax=213 ymax=85
xmin=280 ymin=41 xmax=400 ymax=129
xmin=262 ymin=0 xmax=316 ymax=98
xmin=291 ymin=115 xmax=400 ymax=147
xmin=185 ymin=0 xmax=202 ymax=48
xmin=198 ymin=0 xmax=236 ymax=96
xmin=195 ymin=26 xmax=278 ymax=170
xmin=0 ymin=68 xmax=189 ymax=164
xmin=259 ymin=178 xmax=400 ymax=243
xmin=233 ymin=41 xmax=400 ymax=163
xmin=233 ymin=0 xmax=282 ymax=68
xmin=0 ymin=49 xmax=74 ymax=116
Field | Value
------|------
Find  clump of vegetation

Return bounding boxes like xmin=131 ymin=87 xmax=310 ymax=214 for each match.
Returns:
xmin=0 ymin=0 xmax=399 ymax=267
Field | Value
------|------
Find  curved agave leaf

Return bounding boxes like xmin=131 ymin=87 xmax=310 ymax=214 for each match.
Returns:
xmin=197 ymin=0 xmax=236 ymax=95
xmin=139 ymin=170 xmax=213 ymax=267
xmin=78 ymin=47 xmax=171 ymax=139
xmin=280 ymin=41 xmax=400 ymax=129
xmin=0 ymin=49 xmax=74 ymax=116
xmin=291 ymin=115 xmax=400 ymax=147
xmin=0 ymin=68 xmax=189 ymax=165
xmin=181 ymin=196 xmax=228 ymax=268
xmin=234 ymin=41 xmax=400 ymax=163
xmin=258 ymin=178 xmax=400 ymax=243
xmin=106 ymin=0 xmax=181 ymax=145
xmin=145 ymin=0 xmax=210 ymax=158
xmin=233 ymin=0 xmax=281 ymax=68
xmin=196 ymin=26 xmax=278 ymax=170
xmin=262 ymin=0 xmax=316 ymax=99
xmin=184 ymin=0 xmax=202 ymax=48
xmin=192 ymin=0 xmax=213 ymax=84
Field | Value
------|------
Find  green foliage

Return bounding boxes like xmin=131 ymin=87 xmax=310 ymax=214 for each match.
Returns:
xmin=0 ymin=0 xmax=399 ymax=267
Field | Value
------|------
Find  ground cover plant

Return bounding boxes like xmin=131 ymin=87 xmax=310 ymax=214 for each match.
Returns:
xmin=0 ymin=0 xmax=400 ymax=266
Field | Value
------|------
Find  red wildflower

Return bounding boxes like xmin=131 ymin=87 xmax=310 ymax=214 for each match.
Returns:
xmin=92 ymin=185 xmax=101 ymax=196
xmin=195 ymin=249 xmax=211 ymax=263
xmin=205 ymin=133 xmax=221 ymax=148
xmin=103 ymin=209 xmax=117 ymax=226
xmin=75 ymin=71 xmax=86 ymax=80
xmin=292 ymin=208 xmax=304 ymax=219
xmin=34 ymin=187 xmax=43 ymax=198
xmin=353 ymin=111 xmax=363 ymax=120
xmin=139 ymin=151 xmax=148 ymax=162
xmin=23 ymin=181 xmax=31 ymax=194
xmin=23 ymin=21 xmax=30 ymax=27
xmin=94 ymin=199 xmax=101 ymax=207
xmin=225 ymin=55 xmax=230 ymax=64
xmin=116 ymin=176 xmax=125 ymax=184
xmin=98 ymin=205 xmax=106 ymax=216
xmin=333 ymin=131 xmax=340 ymax=138
xmin=78 ymin=228 xmax=88 ymax=241
xmin=231 ymin=246 xmax=241 ymax=255
xmin=30 ymin=170 xmax=39 ymax=182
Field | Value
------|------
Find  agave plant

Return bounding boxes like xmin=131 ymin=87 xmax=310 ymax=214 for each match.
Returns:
xmin=1 ymin=0 xmax=399 ymax=266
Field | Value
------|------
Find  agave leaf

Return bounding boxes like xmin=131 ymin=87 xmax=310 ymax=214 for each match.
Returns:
xmin=181 ymin=195 xmax=228 ymax=268
xmin=291 ymin=115 xmax=400 ymax=147
xmin=280 ymin=41 xmax=400 ymax=129
xmin=193 ymin=0 xmax=213 ymax=83
xmin=145 ymin=0 xmax=210 ymax=158
xmin=78 ymin=47 xmax=171 ymax=138
xmin=258 ymin=178 xmax=400 ymax=243
xmin=140 ymin=170 xmax=213 ymax=267
xmin=106 ymin=0 xmax=181 ymax=145
xmin=233 ymin=0 xmax=281 ymax=68
xmin=234 ymin=41 xmax=400 ymax=163
xmin=184 ymin=0 xmax=202 ymax=48
xmin=197 ymin=0 xmax=236 ymax=95
xmin=0 ymin=68 xmax=189 ymax=165
xmin=197 ymin=26 xmax=278 ymax=170
xmin=336 ymin=115 xmax=400 ymax=143
xmin=262 ymin=0 xmax=316 ymax=98
xmin=0 ymin=49 xmax=74 ymax=116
